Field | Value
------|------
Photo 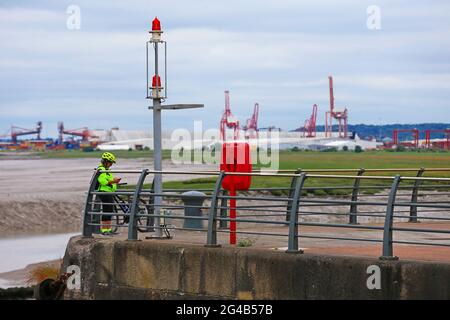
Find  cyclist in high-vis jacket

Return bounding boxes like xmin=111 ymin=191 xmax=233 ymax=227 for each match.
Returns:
xmin=97 ymin=152 xmax=121 ymax=235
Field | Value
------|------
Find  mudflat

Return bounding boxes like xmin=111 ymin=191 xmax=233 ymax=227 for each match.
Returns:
xmin=0 ymin=156 xmax=215 ymax=236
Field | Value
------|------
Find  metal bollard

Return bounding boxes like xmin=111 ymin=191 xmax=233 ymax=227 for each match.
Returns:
xmin=181 ymin=191 xmax=207 ymax=229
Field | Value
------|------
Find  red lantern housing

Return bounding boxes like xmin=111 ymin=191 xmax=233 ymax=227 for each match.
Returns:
xmin=152 ymin=17 xmax=161 ymax=31
xmin=152 ymin=75 xmax=161 ymax=87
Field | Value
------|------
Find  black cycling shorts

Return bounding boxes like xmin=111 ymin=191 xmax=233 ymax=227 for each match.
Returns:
xmin=98 ymin=193 xmax=114 ymax=222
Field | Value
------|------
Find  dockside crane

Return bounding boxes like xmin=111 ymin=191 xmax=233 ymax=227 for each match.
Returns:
xmin=58 ymin=121 xmax=93 ymax=144
xmin=325 ymin=76 xmax=348 ymax=138
xmin=393 ymin=128 xmax=419 ymax=148
xmin=11 ymin=121 xmax=43 ymax=144
xmin=243 ymin=103 xmax=259 ymax=139
xmin=425 ymin=129 xmax=450 ymax=149
xmin=302 ymin=104 xmax=318 ymax=138
xmin=220 ymin=90 xmax=240 ymax=141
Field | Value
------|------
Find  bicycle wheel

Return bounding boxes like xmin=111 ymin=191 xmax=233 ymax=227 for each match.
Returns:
xmin=111 ymin=195 xmax=132 ymax=233
xmin=110 ymin=205 xmax=124 ymax=234
xmin=137 ymin=199 xmax=155 ymax=232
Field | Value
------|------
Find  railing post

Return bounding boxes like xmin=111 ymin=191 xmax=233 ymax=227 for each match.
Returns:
xmin=127 ymin=169 xmax=149 ymax=241
xmin=286 ymin=169 xmax=302 ymax=222
xmin=147 ymin=178 xmax=155 ymax=232
xmin=82 ymin=170 xmax=101 ymax=238
xmin=205 ymin=171 xmax=225 ymax=247
xmin=219 ymin=189 xmax=228 ymax=229
xmin=380 ymin=175 xmax=401 ymax=260
xmin=409 ymin=167 xmax=425 ymax=223
xmin=349 ymin=168 xmax=365 ymax=224
xmin=286 ymin=173 xmax=307 ymax=253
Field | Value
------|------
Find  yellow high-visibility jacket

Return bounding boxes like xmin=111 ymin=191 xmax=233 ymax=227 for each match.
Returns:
xmin=97 ymin=164 xmax=117 ymax=192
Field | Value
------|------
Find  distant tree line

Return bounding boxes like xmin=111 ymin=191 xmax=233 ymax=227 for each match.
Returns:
xmin=312 ymin=123 xmax=450 ymax=140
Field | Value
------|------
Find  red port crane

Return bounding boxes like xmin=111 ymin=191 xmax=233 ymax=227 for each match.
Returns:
xmin=325 ymin=76 xmax=348 ymax=138
xmin=58 ymin=121 xmax=92 ymax=143
xmin=425 ymin=129 xmax=450 ymax=149
xmin=302 ymin=104 xmax=318 ymax=138
xmin=11 ymin=121 xmax=42 ymax=144
xmin=393 ymin=129 xmax=419 ymax=148
xmin=243 ymin=103 xmax=259 ymax=139
xmin=220 ymin=90 xmax=240 ymax=141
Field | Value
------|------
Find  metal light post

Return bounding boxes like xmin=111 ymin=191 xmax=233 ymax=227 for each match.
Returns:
xmin=146 ymin=17 xmax=204 ymax=238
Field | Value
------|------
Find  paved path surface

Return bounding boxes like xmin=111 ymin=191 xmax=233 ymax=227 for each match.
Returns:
xmin=95 ymin=220 xmax=450 ymax=263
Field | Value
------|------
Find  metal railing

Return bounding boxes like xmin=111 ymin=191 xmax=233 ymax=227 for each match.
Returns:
xmin=82 ymin=167 xmax=450 ymax=260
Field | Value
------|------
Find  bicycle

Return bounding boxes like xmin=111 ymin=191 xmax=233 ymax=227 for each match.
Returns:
xmin=111 ymin=194 xmax=154 ymax=233
xmin=92 ymin=183 xmax=172 ymax=237
xmin=111 ymin=194 xmax=173 ymax=237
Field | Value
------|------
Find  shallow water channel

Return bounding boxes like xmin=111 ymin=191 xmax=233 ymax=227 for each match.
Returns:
xmin=0 ymin=232 xmax=79 ymax=288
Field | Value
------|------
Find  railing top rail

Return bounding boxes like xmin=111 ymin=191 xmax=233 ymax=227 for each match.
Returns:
xmin=98 ymin=170 xmax=297 ymax=177
xmin=97 ymin=169 xmax=221 ymax=175
xmin=221 ymin=172 xmax=450 ymax=181
xmin=304 ymin=174 xmax=450 ymax=181
xmin=271 ymin=168 xmax=450 ymax=173
xmin=95 ymin=169 xmax=145 ymax=174
xmin=97 ymin=167 xmax=450 ymax=175
xmin=401 ymin=176 xmax=450 ymax=181
xmin=305 ymin=174 xmax=450 ymax=181
xmin=95 ymin=169 xmax=450 ymax=181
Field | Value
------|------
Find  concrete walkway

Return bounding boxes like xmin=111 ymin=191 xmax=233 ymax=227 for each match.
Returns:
xmin=96 ymin=221 xmax=450 ymax=263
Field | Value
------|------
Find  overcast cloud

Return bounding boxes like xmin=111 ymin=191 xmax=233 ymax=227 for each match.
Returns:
xmin=0 ymin=0 xmax=449 ymax=138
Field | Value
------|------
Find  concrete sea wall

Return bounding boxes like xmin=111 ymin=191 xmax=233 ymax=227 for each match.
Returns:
xmin=62 ymin=236 xmax=450 ymax=299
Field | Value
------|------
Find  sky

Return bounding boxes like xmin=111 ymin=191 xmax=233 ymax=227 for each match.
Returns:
xmin=0 ymin=0 xmax=449 ymax=138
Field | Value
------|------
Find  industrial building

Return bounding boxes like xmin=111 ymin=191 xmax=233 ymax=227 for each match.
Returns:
xmin=0 ymin=74 xmax=444 ymax=152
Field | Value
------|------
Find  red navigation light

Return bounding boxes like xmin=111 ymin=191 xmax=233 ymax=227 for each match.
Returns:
xmin=219 ymin=142 xmax=252 ymax=245
xmin=152 ymin=75 xmax=161 ymax=87
xmin=220 ymin=142 xmax=252 ymax=191
xmin=152 ymin=17 xmax=161 ymax=31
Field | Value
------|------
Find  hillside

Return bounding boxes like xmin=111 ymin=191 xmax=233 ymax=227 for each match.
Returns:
xmin=309 ymin=123 xmax=450 ymax=140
